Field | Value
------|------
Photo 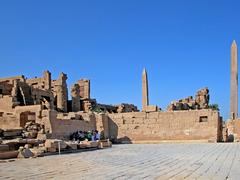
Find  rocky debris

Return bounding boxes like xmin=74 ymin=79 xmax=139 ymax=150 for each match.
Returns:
xmin=167 ymin=88 xmax=210 ymax=111
xmin=23 ymin=122 xmax=45 ymax=139
xmin=17 ymin=145 xmax=34 ymax=158
xmin=0 ymin=137 xmax=112 ymax=159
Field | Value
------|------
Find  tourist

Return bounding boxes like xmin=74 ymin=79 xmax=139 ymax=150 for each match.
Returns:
xmin=95 ymin=130 xmax=100 ymax=141
xmin=91 ymin=130 xmax=96 ymax=141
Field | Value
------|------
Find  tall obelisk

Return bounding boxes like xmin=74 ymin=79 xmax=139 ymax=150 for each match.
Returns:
xmin=230 ymin=40 xmax=238 ymax=119
xmin=142 ymin=68 xmax=149 ymax=111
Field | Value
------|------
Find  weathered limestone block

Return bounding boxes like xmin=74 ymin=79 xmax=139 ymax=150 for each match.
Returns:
xmin=90 ymin=141 xmax=99 ymax=148
xmin=78 ymin=141 xmax=90 ymax=149
xmin=66 ymin=142 xmax=78 ymax=150
xmin=0 ymin=144 xmax=9 ymax=152
xmin=100 ymin=140 xmax=112 ymax=148
xmin=0 ymin=151 xmax=18 ymax=159
xmin=45 ymin=139 xmax=67 ymax=151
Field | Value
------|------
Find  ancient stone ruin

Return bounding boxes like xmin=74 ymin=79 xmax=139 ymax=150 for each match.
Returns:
xmin=2 ymin=40 xmax=240 ymax=159
xmin=167 ymin=88 xmax=209 ymax=111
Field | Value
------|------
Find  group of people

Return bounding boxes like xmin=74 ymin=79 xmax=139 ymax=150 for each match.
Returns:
xmin=70 ymin=130 xmax=100 ymax=142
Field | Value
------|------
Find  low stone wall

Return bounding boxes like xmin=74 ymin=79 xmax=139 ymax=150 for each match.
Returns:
xmin=48 ymin=112 xmax=109 ymax=139
xmin=108 ymin=109 xmax=221 ymax=143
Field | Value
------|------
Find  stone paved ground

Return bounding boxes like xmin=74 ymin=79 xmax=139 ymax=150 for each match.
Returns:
xmin=0 ymin=143 xmax=240 ymax=180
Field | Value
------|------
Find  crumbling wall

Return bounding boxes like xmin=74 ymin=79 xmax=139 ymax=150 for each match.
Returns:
xmin=108 ymin=109 xmax=221 ymax=143
xmin=46 ymin=111 xmax=109 ymax=139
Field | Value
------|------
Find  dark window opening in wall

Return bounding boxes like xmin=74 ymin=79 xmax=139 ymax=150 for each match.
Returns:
xmin=0 ymin=89 xmax=2 ymax=94
xmin=0 ymin=112 xmax=3 ymax=117
xmin=199 ymin=116 xmax=208 ymax=122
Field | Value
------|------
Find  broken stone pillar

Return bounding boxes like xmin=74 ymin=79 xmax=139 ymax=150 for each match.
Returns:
xmin=230 ymin=40 xmax=238 ymax=119
xmin=71 ymin=84 xmax=81 ymax=112
xmin=78 ymin=79 xmax=90 ymax=100
xmin=195 ymin=88 xmax=209 ymax=109
xmin=56 ymin=73 xmax=68 ymax=112
xmin=142 ymin=68 xmax=149 ymax=111
xmin=11 ymin=80 xmax=20 ymax=107
xmin=43 ymin=70 xmax=51 ymax=91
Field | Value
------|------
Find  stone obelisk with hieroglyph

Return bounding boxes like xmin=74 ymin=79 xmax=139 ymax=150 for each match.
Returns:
xmin=142 ymin=68 xmax=149 ymax=111
xmin=230 ymin=40 xmax=238 ymax=119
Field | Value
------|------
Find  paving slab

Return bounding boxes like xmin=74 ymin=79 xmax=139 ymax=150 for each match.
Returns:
xmin=0 ymin=143 xmax=240 ymax=180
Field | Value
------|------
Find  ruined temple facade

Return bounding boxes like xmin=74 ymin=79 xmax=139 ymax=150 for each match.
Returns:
xmin=0 ymin=69 xmax=223 ymax=143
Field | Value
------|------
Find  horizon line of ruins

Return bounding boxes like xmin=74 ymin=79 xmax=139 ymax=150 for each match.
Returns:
xmin=0 ymin=40 xmax=238 ymax=118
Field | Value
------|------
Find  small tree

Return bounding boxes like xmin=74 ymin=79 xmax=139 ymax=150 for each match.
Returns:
xmin=209 ymin=104 xmax=219 ymax=111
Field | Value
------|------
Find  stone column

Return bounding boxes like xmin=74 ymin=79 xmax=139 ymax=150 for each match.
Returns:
xmin=56 ymin=73 xmax=68 ymax=112
xmin=77 ymin=79 xmax=90 ymax=100
xmin=230 ymin=40 xmax=238 ymax=119
xmin=43 ymin=70 xmax=51 ymax=91
xmin=71 ymin=84 xmax=81 ymax=112
xmin=142 ymin=68 xmax=149 ymax=111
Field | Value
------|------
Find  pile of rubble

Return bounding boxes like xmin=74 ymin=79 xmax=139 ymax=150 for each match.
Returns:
xmin=0 ymin=126 xmax=112 ymax=160
xmin=0 ymin=138 xmax=112 ymax=159
xmin=23 ymin=122 xmax=45 ymax=139
xmin=167 ymin=88 xmax=210 ymax=111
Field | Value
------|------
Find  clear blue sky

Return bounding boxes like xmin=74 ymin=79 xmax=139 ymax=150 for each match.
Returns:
xmin=0 ymin=1 xmax=240 ymax=120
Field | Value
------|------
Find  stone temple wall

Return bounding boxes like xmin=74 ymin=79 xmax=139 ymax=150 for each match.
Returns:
xmin=107 ymin=109 xmax=221 ymax=143
xmin=46 ymin=111 xmax=109 ymax=139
